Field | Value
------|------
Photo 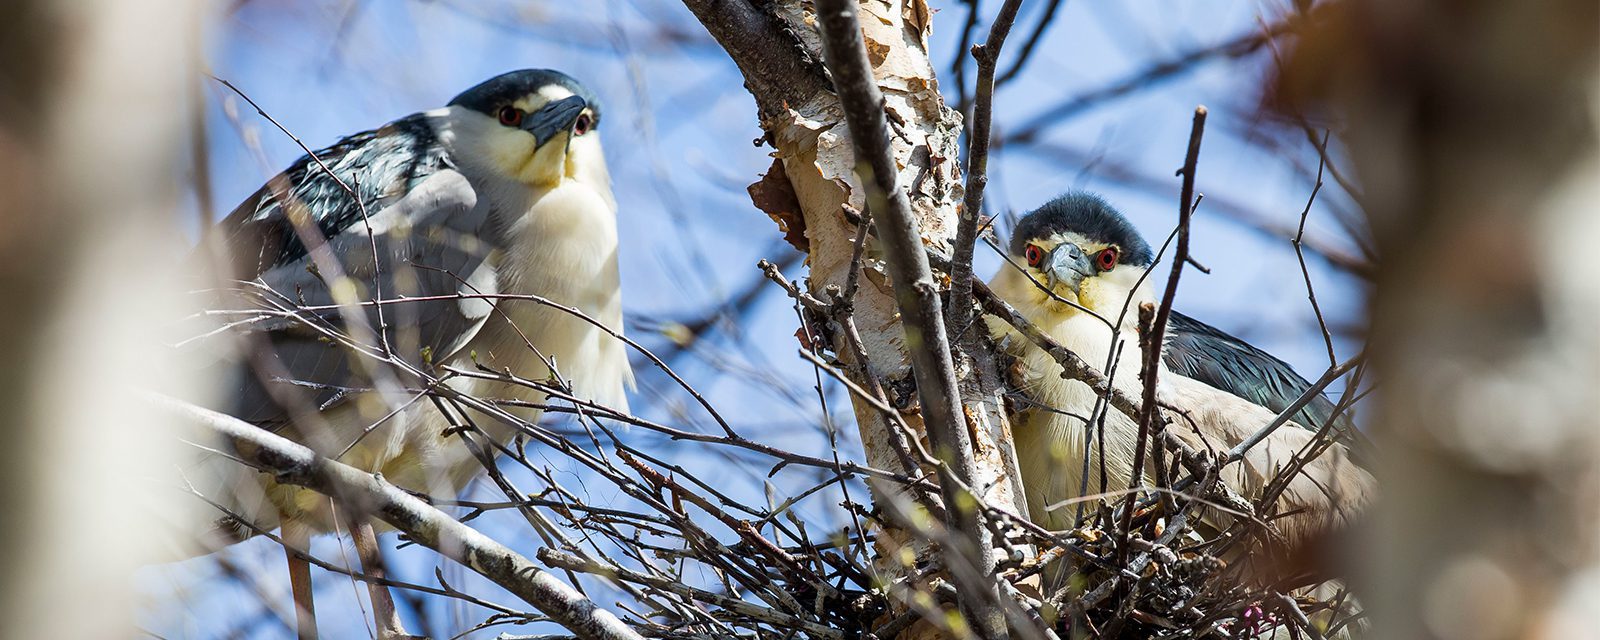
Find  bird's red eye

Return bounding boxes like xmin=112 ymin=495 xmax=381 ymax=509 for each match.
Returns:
xmin=1024 ymin=244 xmax=1044 ymax=267
xmin=497 ymin=106 xmax=524 ymax=127
xmin=1096 ymin=247 xmax=1119 ymax=271
xmin=573 ymin=112 xmax=594 ymax=136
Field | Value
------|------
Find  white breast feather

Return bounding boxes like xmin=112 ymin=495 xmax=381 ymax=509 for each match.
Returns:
xmin=994 ymin=302 xmax=1145 ymax=532
xmin=996 ymin=292 xmax=1374 ymax=544
xmin=268 ymin=178 xmax=631 ymax=535
xmin=177 ymin=109 xmax=635 ymax=550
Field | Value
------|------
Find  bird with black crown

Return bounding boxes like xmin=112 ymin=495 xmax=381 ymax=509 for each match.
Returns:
xmin=986 ymin=191 xmax=1374 ymax=583
xmin=179 ymin=69 xmax=631 ymax=639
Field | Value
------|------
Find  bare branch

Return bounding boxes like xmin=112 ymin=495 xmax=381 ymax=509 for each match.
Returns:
xmin=1224 ymin=355 xmax=1361 ymax=466
xmin=948 ymin=0 xmax=1025 ymax=356
xmin=812 ymin=1 xmax=1005 ymax=636
xmin=154 ymin=396 xmax=645 ymax=640
xmin=1119 ymin=106 xmax=1206 ymax=566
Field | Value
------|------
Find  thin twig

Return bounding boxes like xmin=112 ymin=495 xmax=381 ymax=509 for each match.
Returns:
xmin=1295 ymin=129 xmax=1339 ymax=367
xmin=1225 ymin=354 xmax=1361 ymax=466
xmin=949 ymin=0 xmax=1025 ymax=352
xmin=1119 ymin=105 xmax=1206 ymax=568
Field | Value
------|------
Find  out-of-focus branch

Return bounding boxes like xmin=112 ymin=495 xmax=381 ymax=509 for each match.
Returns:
xmin=645 ymin=246 xmax=804 ymax=366
xmin=156 ymin=396 xmax=645 ymax=640
xmin=993 ymin=0 xmax=1064 ymax=88
xmin=812 ymin=1 xmax=1004 ymax=636
xmin=1276 ymin=2 xmax=1600 ymax=638
xmin=0 ymin=2 xmax=203 ymax=637
xmin=1005 ymin=16 xmax=1302 ymax=145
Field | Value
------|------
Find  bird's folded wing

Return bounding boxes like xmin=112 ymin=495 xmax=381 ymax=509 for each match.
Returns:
xmin=187 ymin=170 xmax=501 ymax=427
xmin=1160 ymin=374 xmax=1375 ymax=546
xmin=1164 ymin=311 xmax=1373 ymax=460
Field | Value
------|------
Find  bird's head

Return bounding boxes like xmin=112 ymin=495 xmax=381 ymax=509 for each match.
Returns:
xmin=443 ymin=69 xmax=606 ymax=190
xmin=998 ymin=192 xmax=1155 ymax=321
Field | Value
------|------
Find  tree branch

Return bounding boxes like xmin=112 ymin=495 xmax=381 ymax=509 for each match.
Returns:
xmin=678 ymin=0 xmax=828 ymax=117
xmin=1119 ymin=106 xmax=1206 ymax=567
xmin=948 ymin=0 xmax=1024 ymax=354
xmin=812 ymin=1 xmax=1005 ymax=636
xmin=154 ymin=395 xmax=644 ymax=640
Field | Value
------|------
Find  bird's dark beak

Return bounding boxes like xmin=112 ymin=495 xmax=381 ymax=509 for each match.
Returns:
xmin=1044 ymin=243 xmax=1097 ymax=294
xmin=523 ymin=95 xmax=587 ymax=148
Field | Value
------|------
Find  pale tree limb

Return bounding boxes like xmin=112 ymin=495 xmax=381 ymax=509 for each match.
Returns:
xmin=154 ymin=395 xmax=645 ymax=640
xmin=946 ymin=11 xmax=1027 ymax=525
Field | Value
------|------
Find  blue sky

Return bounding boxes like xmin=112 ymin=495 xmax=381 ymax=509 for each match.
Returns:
xmin=144 ymin=1 xmax=1369 ymax=637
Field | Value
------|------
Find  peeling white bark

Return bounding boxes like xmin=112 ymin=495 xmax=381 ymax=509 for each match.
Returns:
xmin=685 ymin=1 xmax=1029 ymax=633
xmin=767 ymin=0 xmax=1025 ymax=545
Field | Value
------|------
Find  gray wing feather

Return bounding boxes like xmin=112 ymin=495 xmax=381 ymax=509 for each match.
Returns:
xmin=1163 ymin=311 xmax=1371 ymax=459
xmin=202 ymin=169 xmax=500 ymax=427
xmin=213 ymin=114 xmax=453 ymax=277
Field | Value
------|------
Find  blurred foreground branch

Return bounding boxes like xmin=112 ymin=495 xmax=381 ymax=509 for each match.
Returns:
xmin=0 ymin=1 xmax=203 ymax=637
xmin=1275 ymin=1 xmax=1600 ymax=638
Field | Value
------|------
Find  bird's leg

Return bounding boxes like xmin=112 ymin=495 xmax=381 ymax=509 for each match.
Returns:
xmin=348 ymin=515 xmax=419 ymax=639
xmin=281 ymin=521 xmax=318 ymax=640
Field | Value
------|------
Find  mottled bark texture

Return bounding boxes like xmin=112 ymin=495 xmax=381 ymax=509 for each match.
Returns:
xmin=684 ymin=0 xmax=1028 ymax=633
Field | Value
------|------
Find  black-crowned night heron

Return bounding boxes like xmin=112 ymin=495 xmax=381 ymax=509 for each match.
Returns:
xmin=986 ymin=192 xmax=1373 ymax=554
xmin=183 ymin=69 xmax=631 ymax=639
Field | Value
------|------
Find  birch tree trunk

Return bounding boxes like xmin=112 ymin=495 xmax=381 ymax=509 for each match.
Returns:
xmin=684 ymin=0 xmax=1028 ymax=632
